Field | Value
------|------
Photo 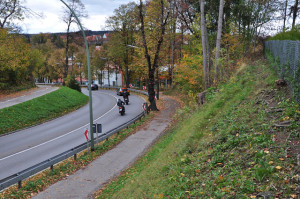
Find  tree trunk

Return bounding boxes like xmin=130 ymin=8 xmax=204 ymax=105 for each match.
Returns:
xmin=283 ymin=0 xmax=288 ymax=31
xmin=200 ymin=0 xmax=208 ymax=89
xmin=292 ymin=0 xmax=299 ymax=29
xmin=205 ymin=25 xmax=211 ymax=87
xmin=214 ymin=0 xmax=224 ymax=84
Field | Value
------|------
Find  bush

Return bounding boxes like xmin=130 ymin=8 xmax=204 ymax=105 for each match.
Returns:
xmin=267 ymin=29 xmax=300 ymax=41
xmin=65 ymin=75 xmax=81 ymax=92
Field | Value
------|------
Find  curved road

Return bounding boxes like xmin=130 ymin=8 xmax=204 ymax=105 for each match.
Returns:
xmin=0 ymin=89 xmax=145 ymax=180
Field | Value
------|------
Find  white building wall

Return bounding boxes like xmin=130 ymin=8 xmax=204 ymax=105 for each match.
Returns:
xmin=94 ymin=71 xmax=122 ymax=87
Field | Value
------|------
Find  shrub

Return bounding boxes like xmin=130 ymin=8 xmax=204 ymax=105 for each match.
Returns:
xmin=65 ymin=75 xmax=81 ymax=92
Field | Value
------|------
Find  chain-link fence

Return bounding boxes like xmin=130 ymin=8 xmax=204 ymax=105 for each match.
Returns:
xmin=265 ymin=40 xmax=300 ymax=103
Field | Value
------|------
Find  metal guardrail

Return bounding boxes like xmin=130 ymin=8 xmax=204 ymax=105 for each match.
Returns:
xmin=0 ymin=88 xmax=149 ymax=191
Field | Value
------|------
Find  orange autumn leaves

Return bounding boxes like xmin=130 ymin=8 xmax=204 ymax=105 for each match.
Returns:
xmin=175 ymin=53 xmax=204 ymax=92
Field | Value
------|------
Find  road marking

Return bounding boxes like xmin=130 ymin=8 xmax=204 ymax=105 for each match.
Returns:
xmin=0 ymin=92 xmax=118 ymax=161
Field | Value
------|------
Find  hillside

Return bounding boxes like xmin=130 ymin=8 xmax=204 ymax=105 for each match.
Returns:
xmin=97 ymin=58 xmax=299 ymax=198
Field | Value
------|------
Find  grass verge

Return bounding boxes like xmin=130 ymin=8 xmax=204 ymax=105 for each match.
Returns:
xmin=95 ymin=59 xmax=299 ymax=198
xmin=0 ymin=87 xmax=89 ymax=135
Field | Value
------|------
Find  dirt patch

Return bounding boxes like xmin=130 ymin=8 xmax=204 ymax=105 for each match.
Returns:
xmin=256 ymin=85 xmax=300 ymax=160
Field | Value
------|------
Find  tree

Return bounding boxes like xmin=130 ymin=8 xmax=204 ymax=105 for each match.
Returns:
xmin=106 ymin=2 xmax=137 ymax=87
xmin=290 ymin=0 xmax=299 ymax=29
xmin=200 ymin=0 xmax=209 ymax=89
xmin=0 ymin=0 xmax=24 ymax=28
xmin=138 ymin=0 xmax=171 ymax=111
xmin=214 ymin=0 xmax=224 ymax=83
xmin=0 ymin=28 xmax=32 ymax=88
xmin=61 ymin=0 xmax=87 ymax=79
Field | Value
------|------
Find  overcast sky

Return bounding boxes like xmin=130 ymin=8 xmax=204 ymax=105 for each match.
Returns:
xmin=20 ymin=0 xmax=137 ymax=34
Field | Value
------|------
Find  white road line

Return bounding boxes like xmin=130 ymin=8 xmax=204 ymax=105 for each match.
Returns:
xmin=0 ymin=92 xmax=118 ymax=161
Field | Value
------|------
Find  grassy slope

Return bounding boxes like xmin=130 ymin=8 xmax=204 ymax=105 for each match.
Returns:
xmin=0 ymin=87 xmax=89 ymax=135
xmin=97 ymin=60 xmax=299 ymax=198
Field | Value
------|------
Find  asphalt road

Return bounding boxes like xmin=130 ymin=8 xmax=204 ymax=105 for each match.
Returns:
xmin=0 ymin=89 xmax=145 ymax=180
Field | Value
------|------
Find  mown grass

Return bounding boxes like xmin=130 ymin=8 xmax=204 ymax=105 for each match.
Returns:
xmin=0 ymin=87 xmax=89 ymax=135
xmin=96 ymin=59 xmax=299 ymax=198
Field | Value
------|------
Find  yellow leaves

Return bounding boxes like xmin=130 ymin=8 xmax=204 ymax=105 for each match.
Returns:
xmin=154 ymin=193 xmax=164 ymax=199
xmin=250 ymin=195 xmax=256 ymax=198
xmin=279 ymin=158 xmax=285 ymax=161
xmin=290 ymin=194 xmax=297 ymax=198
xmin=281 ymin=116 xmax=290 ymax=121
xmin=268 ymin=161 xmax=274 ymax=165
xmin=180 ymin=173 xmax=185 ymax=177
xmin=275 ymin=166 xmax=282 ymax=170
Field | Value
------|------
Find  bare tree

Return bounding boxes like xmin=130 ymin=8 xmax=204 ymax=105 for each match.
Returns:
xmin=214 ymin=0 xmax=225 ymax=83
xmin=0 ymin=0 xmax=29 ymax=29
xmin=138 ymin=0 xmax=170 ymax=111
xmin=61 ymin=0 xmax=87 ymax=79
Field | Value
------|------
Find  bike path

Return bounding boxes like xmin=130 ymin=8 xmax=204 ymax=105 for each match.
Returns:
xmin=33 ymin=96 xmax=179 ymax=199
xmin=0 ymin=86 xmax=58 ymax=109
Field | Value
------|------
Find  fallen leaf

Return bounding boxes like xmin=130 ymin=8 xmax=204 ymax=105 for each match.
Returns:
xmin=181 ymin=173 xmax=185 ymax=177
xmin=284 ymin=179 xmax=289 ymax=184
xmin=275 ymin=166 xmax=282 ymax=170
xmin=291 ymin=194 xmax=297 ymax=199
xmin=195 ymin=169 xmax=200 ymax=173
xmin=279 ymin=158 xmax=284 ymax=161
xmin=269 ymin=161 xmax=274 ymax=165
xmin=218 ymin=175 xmax=224 ymax=180
xmin=250 ymin=195 xmax=256 ymax=198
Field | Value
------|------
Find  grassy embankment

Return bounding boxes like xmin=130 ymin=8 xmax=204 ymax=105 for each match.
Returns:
xmin=96 ymin=59 xmax=299 ymax=198
xmin=0 ymin=87 xmax=89 ymax=135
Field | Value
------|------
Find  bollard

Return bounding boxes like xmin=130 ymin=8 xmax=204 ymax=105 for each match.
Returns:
xmin=50 ymin=165 xmax=54 ymax=171
xmin=74 ymin=153 xmax=77 ymax=160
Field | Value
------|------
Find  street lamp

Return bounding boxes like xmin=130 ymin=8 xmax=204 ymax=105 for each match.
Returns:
xmin=60 ymin=0 xmax=95 ymax=151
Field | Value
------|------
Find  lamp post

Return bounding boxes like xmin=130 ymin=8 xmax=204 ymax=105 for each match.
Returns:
xmin=60 ymin=0 xmax=95 ymax=151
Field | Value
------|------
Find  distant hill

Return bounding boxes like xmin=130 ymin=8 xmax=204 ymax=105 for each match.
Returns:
xmin=22 ymin=30 xmax=112 ymax=39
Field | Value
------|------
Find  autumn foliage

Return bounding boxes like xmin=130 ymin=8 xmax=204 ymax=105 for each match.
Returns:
xmin=0 ymin=29 xmax=33 ymax=89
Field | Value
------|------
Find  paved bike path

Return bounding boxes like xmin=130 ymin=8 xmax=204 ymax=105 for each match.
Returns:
xmin=33 ymin=96 xmax=179 ymax=199
xmin=0 ymin=86 xmax=58 ymax=109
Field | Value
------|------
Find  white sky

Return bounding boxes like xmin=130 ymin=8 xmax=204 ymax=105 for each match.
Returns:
xmin=19 ymin=0 xmax=137 ymax=34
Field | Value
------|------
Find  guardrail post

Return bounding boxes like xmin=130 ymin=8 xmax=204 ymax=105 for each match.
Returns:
xmin=18 ymin=181 xmax=22 ymax=189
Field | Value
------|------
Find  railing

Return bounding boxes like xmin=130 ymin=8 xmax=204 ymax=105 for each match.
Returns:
xmin=0 ymin=88 xmax=149 ymax=191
